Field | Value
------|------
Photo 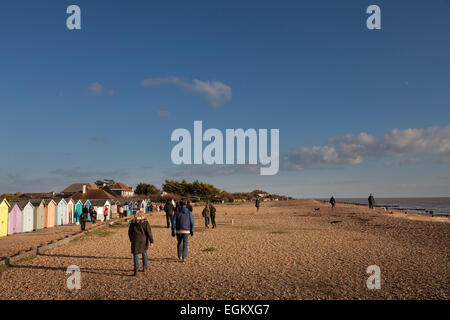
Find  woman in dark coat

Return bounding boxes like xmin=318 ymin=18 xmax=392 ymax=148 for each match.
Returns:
xmin=128 ymin=210 xmax=154 ymax=276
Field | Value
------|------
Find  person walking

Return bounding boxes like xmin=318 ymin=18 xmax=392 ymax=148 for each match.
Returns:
xmin=255 ymin=198 xmax=260 ymax=212
xmin=330 ymin=195 xmax=336 ymax=208
xmin=210 ymin=204 xmax=217 ymax=229
xmin=103 ymin=207 xmax=108 ymax=222
xmin=164 ymin=199 xmax=175 ymax=228
xmin=171 ymin=201 xmax=194 ymax=262
xmin=368 ymin=193 xmax=375 ymax=209
xmin=128 ymin=210 xmax=154 ymax=276
xmin=202 ymin=202 xmax=211 ymax=228
xmin=80 ymin=209 xmax=88 ymax=231
xmin=186 ymin=200 xmax=193 ymax=215
xmin=89 ymin=206 xmax=97 ymax=224
xmin=119 ymin=205 xmax=124 ymax=218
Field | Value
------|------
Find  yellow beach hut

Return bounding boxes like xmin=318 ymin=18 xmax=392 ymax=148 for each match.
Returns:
xmin=0 ymin=199 xmax=11 ymax=237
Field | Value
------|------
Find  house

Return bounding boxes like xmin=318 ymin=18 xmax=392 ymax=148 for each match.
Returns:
xmin=71 ymin=188 xmax=116 ymax=201
xmin=110 ymin=182 xmax=134 ymax=197
xmin=30 ymin=199 xmax=45 ymax=230
xmin=8 ymin=201 xmax=23 ymax=235
xmin=60 ymin=183 xmax=98 ymax=196
xmin=43 ymin=199 xmax=56 ymax=228
xmin=0 ymin=199 xmax=10 ymax=237
xmin=21 ymin=192 xmax=57 ymax=199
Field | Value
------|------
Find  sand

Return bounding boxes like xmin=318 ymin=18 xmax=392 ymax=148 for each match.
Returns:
xmin=0 ymin=199 xmax=448 ymax=300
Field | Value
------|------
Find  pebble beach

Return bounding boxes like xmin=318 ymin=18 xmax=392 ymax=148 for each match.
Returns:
xmin=0 ymin=199 xmax=448 ymax=300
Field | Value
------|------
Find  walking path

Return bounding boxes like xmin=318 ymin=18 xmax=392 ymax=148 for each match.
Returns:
xmin=0 ymin=200 xmax=448 ymax=299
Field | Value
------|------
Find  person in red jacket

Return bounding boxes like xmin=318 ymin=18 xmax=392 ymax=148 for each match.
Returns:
xmin=103 ymin=207 xmax=108 ymax=222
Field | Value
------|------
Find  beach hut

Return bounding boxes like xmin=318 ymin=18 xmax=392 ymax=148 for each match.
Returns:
xmin=44 ymin=199 xmax=56 ymax=228
xmin=55 ymin=198 xmax=67 ymax=226
xmin=30 ymin=199 xmax=45 ymax=230
xmin=84 ymin=200 xmax=92 ymax=221
xmin=128 ymin=200 xmax=135 ymax=216
xmin=91 ymin=199 xmax=111 ymax=222
xmin=0 ymin=199 xmax=10 ymax=237
xmin=21 ymin=201 xmax=35 ymax=233
xmin=8 ymin=201 xmax=23 ymax=235
xmin=146 ymin=199 xmax=152 ymax=212
xmin=110 ymin=200 xmax=118 ymax=219
xmin=66 ymin=198 xmax=74 ymax=224
xmin=74 ymin=200 xmax=83 ymax=219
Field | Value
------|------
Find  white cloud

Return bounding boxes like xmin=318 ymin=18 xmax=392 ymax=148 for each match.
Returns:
xmin=284 ymin=125 xmax=450 ymax=170
xmin=157 ymin=108 xmax=170 ymax=118
xmin=89 ymin=82 xmax=114 ymax=96
xmin=141 ymin=76 xmax=232 ymax=107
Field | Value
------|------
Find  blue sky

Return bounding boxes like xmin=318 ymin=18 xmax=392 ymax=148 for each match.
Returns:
xmin=0 ymin=0 xmax=449 ymax=198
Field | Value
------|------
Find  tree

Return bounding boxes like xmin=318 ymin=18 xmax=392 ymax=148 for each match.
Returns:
xmin=135 ymin=183 xmax=160 ymax=195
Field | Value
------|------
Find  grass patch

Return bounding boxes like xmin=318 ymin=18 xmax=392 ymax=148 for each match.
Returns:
xmin=0 ymin=264 xmax=10 ymax=273
xmin=90 ymin=230 xmax=113 ymax=237
xmin=202 ymin=247 xmax=217 ymax=252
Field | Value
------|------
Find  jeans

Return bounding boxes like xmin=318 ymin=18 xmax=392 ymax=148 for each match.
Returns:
xmin=204 ymin=216 xmax=210 ymax=227
xmin=210 ymin=214 xmax=216 ymax=228
xmin=166 ymin=214 xmax=173 ymax=228
xmin=176 ymin=234 xmax=189 ymax=259
xmin=133 ymin=252 xmax=148 ymax=269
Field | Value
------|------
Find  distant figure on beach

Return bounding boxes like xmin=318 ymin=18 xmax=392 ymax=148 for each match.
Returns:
xmin=210 ymin=204 xmax=217 ymax=229
xmin=89 ymin=206 xmax=96 ymax=224
xmin=255 ymin=198 xmax=260 ymax=212
xmin=103 ymin=207 xmax=108 ymax=222
xmin=80 ymin=209 xmax=88 ymax=231
xmin=368 ymin=194 xmax=375 ymax=209
xmin=172 ymin=201 xmax=194 ymax=262
xmin=202 ymin=202 xmax=211 ymax=228
xmin=119 ymin=205 xmax=124 ymax=218
xmin=330 ymin=195 xmax=336 ymax=208
xmin=74 ymin=210 xmax=80 ymax=225
xmin=186 ymin=200 xmax=193 ymax=214
xmin=164 ymin=199 xmax=175 ymax=228
xmin=128 ymin=209 xmax=154 ymax=276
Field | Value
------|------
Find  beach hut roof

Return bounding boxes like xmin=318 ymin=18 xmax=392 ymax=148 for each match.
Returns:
xmin=30 ymin=199 xmax=45 ymax=206
xmin=42 ymin=199 xmax=56 ymax=206
xmin=8 ymin=200 xmax=29 ymax=210
xmin=90 ymin=199 xmax=110 ymax=206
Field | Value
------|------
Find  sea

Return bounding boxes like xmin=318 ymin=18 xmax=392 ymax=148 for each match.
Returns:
xmin=320 ymin=197 xmax=450 ymax=216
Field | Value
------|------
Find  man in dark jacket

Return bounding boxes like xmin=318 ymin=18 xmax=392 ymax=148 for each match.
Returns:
xmin=330 ymin=195 xmax=336 ymax=208
xmin=128 ymin=210 xmax=154 ymax=276
xmin=80 ymin=206 xmax=88 ymax=231
xmin=171 ymin=201 xmax=194 ymax=262
xmin=164 ymin=199 xmax=175 ymax=228
xmin=202 ymin=202 xmax=211 ymax=228
xmin=186 ymin=200 xmax=193 ymax=214
xmin=255 ymin=198 xmax=260 ymax=212
xmin=210 ymin=204 xmax=217 ymax=229
xmin=89 ymin=206 xmax=97 ymax=224
xmin=368 ymin=194 xmax=375 ymax=209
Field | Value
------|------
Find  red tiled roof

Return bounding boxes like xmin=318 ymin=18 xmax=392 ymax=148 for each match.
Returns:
xmin=71 ymin=189 xmax=117 ymax=200
xmin=111 ymin=182 xmax=133 ymax=191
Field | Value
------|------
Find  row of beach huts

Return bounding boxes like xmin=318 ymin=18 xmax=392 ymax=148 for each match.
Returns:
xmin=0 ymin=197 xmax=153 ymax=237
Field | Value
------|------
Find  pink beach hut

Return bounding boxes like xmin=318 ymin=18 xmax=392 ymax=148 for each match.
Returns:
xmin=7 ymin=201 xmax=23 ymax=235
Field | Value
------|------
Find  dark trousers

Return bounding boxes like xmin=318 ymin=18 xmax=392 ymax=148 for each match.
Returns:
xmin=211 ymin=214 xmax=216 ymax=228
xmin=176 ymin=233 xmax=189 ymax=259
xmin=166 ymin=214 xmax=173 ymax=228
xmin=80 ymin=220 xmax=86 ymax=231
